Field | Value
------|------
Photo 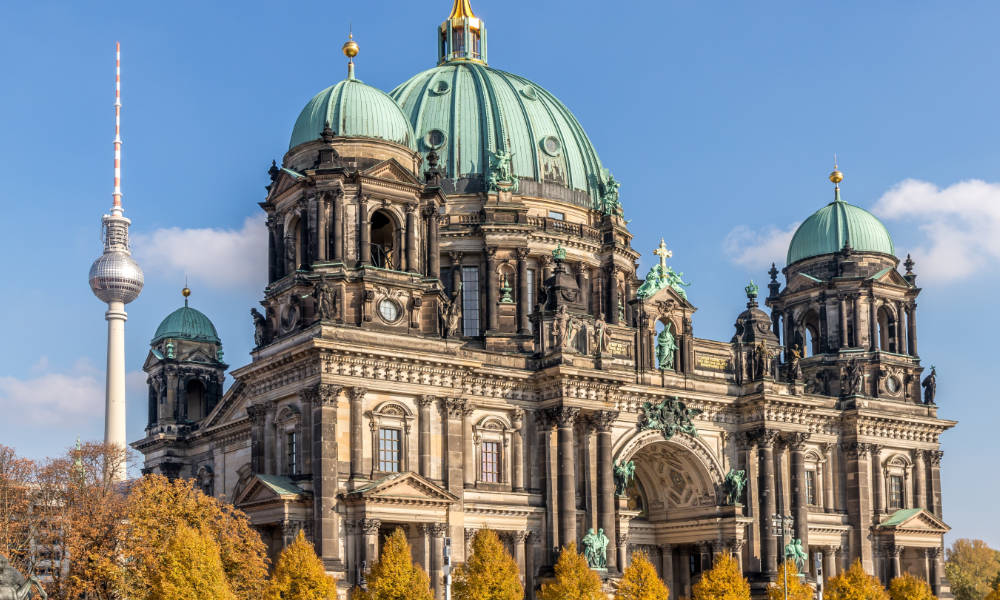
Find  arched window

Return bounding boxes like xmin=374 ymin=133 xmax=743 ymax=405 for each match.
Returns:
xmin=800 ymin=310 xmax=821 ymax=356
xmin=370 ymin=210 xmax=397 ymax=270
xmin=186 ymin=380 xmax=205 ymax=422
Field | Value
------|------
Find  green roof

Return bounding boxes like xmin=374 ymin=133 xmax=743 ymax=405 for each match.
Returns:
xmin=880 ymin=508 xmax=923 ymax=527
xmin=787 ymin=191 xmax=895 ymax=265
xmin=290 ymin=73 xmax=416 ymax=150
xmin=390 ymin=62 xmax=606 ymax=205
xmin=151 ymin=302 xmax=220 ymax=346
xmin=256 ymin=474 xmax=305 ymax=497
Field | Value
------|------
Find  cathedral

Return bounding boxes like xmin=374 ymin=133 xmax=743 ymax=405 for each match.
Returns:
xmin=132 ymin=2 xmax=956 ymax=598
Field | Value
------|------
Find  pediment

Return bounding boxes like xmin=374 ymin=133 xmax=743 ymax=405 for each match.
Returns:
xmin=234 ymin=474 xmax=308 ymax=507
xmin=869 ymin=267 xmax=911 ymax=287
xmin=268 ymin=168 xmax=305 ymax=198
xmin=878 ymin=508 xmax=950 ymax=534
xmin=346 ymin=471 xmax=459 ymax=506
xmin=639 ymin=283 xmax=695 ymax=312
xmin=786 ymin=271 xmax=825 ymax=292
xmin=361 ymin=158 xmax=422 ymax=186
xmin=142 ymin=350 xmax=161 ymax=371
xmin=202 ymin=380 xmax=248 ymax=429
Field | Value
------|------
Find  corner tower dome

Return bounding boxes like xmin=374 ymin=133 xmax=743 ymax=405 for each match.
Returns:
xmin=152 ymin=288 xmax=221 ymax=346
xmin=786 ymin=168 xmax=895 ymax=265
xmin=390 ymin=0 xmax=609 ymax=208
xmin=289 ymin=36 xmax=416 ymax=151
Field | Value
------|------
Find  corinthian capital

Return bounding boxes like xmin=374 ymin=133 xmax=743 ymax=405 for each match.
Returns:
xmin=784 ymin=432 xmax=811 ymax=451
xmin=591 ymin=410 xmax=619 ymax=433
xmin=549 ymin=407 xmax=581 ymax=428
xmin=349 ymin=387 xmax=367 ymax=402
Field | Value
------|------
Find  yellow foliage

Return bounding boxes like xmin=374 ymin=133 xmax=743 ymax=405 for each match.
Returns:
xmin=888 ymin=573 xmax=936 ymax=600
xmin=825 ymin=559 xmax=889 ymax=600
xmin=354 ymin=527 xmax=434 ymax=600
xmin=538 ymin=543 xmax=605 ymax=600
xmin=452 ymin=529 xmax=523 ymax=600
xmin=118 ymin=474 xmax=269 ymax=600
xmin=265 ymin=530 xmax=338 ymax=600
xmin=692 ymin=553 xmax=751 ymax=600
xmin=615 ymin=551 xmax=669 ymax=600
xmin=767 ymin=560 xmax=813 ymax=600
xmin=150 ymin=524 xmax=234 ymax=600
xmin=986 ymin=579 xmax=1000 ymax=600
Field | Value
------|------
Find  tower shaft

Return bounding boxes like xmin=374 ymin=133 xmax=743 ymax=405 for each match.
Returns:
xmin=104 ymin=302 xmax=128 ymax=465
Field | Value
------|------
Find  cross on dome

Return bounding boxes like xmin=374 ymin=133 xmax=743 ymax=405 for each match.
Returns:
xmin=653 ymin=238 xmax=672 ymax=270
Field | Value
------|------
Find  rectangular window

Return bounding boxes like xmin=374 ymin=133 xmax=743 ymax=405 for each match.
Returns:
xmin=286 ymin=431 xmax=298 ymax=475
xmin=481 ymin=441 xmax=500 ymax=483
xmin=888 ymin=474 xmax=904 ymax=510
xmin=378 ymin=428 xmax=401 ymax=473
xmin=526 ymin=268 xmax=536 ymax=311
xmin=548 ymin=210 xmax=565 ymax=220
xmin=462 ymin=266 xmax=480 ymax=337
xmin=805 ymin=470 xmax=817 ymax=505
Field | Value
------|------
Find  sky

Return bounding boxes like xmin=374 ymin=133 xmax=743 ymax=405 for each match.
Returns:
xmin=1 ymin=0 xmax=998 ymax=547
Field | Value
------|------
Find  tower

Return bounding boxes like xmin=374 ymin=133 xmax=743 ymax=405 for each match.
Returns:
xmin=88 ymin=43 xmax=143 ymax=479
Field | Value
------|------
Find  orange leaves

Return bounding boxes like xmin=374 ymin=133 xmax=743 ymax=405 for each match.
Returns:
xmin=824 ymin=559 xmax=889 ymax=600
xmin=264 ymin=530 xmax=337 ymax=600
xmin=615 ymin=551 xmax=669 ymax=600
xmin=538 ymin=543 xmax=605 ymax=600
xmin=692 ymin=553 xmax=751 ymax=600
xmin=452 ymin=529 xmax=523 ymax=600
xmin=353 ymin=527 xmax=434 ymax=600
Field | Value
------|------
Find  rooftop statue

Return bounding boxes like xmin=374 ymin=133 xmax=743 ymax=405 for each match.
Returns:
xmin=638 ymin=397 xmax=702 ymax=441
xmin=637 ymin=239 xmax=690 ymax=300
xmin=922 ymin=366 xmax=937 ymax=405
xmin=0 ymin=554 xmax=47 ymax=600
xmin=487 ymin=149 xmax=518 ymax=193
xmin=598 ymin=170 xmax=621 ymax=216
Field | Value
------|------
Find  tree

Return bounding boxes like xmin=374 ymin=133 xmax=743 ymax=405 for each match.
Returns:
xmin=888 ymin=573 xmax=935 ymax=600
xmin=354 ymin=527 xmax=434 ymax=600
xmin=538 ymin=543 xmax=605 ymax=600
xmin=150 ymin=524 xmax=234 ymax=600
xmin=451 ymin=529 xmax=522 ymax=600
xmin=265 ymin=530 xmax=337 ymax=600
xmin=825 ymin=559 xmax=889 ymax=600
xmin=117 ymin=474 xmax=269 ymax=600
xmin=946 ymin=539 xmax=1000 ymax=600
xmin=692 ymin=552 xmax=751 ymax=600
xmin=0 ymin=444 xmax=38 ymax=578
xmin=615 ymin=550 xmax=669 ymax=600
xmin=985 ymin=576 xmax=1000 ymax=600
xmin=767 ymin=560 xmax=813 ymax=600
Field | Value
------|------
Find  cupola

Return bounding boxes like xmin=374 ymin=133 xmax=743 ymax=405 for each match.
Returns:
xmin=439 ymin=0 xmax=487 ymax=64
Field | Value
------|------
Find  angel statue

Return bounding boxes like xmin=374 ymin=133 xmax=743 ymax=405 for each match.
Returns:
xmin=613 ymin=459 xmax=635 ymax=497
xmin=721 ymin=468 xmax=747 ymax=505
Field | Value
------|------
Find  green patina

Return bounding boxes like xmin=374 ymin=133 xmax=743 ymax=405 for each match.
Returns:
xmin=787 ymin=188 xmax=895 ymax=265
xmin=880 ymin=507 xmax=923 ymax=527
xmin=256 ymin=474 xmax=305 ymax=497
xmin=152 ymin=303 xmax=221 ymax=346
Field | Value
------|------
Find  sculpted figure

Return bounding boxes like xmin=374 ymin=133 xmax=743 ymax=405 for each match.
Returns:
xmin=0 ymin=554 xmax=47 ymax=600
xmin=552 ymin=305 xmax=569 ymax=349
xmin=722 ymin=469 xmax=748 ymax=505
xmin=440 ymin=282 xmax=463 ymax=339
xmin=313 ymin=277 xmax=337 ymax=321
xmin=922 ymin=366 xmax=937 ymax=405
xmin=784 ymin=538 xmax=808 ymax=573
xmin=613 ymin=459 xmax=635 ymax=497
xmin=656 ymin=323 xmax=677 ymax=370
xmin=593 ymin=316 xmax=611 ymax=355
xmin=787 ymin=344 xmax=803 ymax=382
xmin=848 ymin=360 xmax=864 ymax=395
xmin=251 ymin=308 xmax=266 ymax=346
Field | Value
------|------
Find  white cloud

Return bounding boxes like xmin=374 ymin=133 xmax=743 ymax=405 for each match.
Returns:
xmin=873 ymin=179 xmax=1000 ymax=282
xmin=723 ymin=222 xmax=799 ymax=269
xmin=0 ymin=359 xmax=103 ymax=426
xmin=134 ymin=214 xmax=267 ymax=291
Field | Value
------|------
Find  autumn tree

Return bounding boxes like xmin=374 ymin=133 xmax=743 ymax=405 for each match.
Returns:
xmin=615 ymin=550 xmax=669 ymax=600
xmin=150 ymin=524 xmax=234 ymax=600
xmin=0 ymin=444 xmax=38 ymax=578
xmin=946 ymin=539 xmax=1000 ymax=600
xmin=986 ymin=575 xmax=1000 ymax=600
xmin=451 ymin=529 xmax=522 ymax=600
xmin=692 ymin=552 xmax=751 ymax=600
xmin=825 ymin=559 xmax=889 ymax=600
xmin=117 ymin=474 xmax=268 ymax=600
xmin=767 ymin=560 xmax=813 ymax=600
xmin=265 ymin=530 xmax=337 ymax=600
xmin=888 ymin=572 xmax=935 ymax=600
xmin=354 ymin=527 xmax=433 ymax=600
xmin=538 ymin=543 xmax=605 ymax=600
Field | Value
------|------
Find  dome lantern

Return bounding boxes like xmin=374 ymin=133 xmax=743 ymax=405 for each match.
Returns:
xmin=439 ymin=0 xmax=487 ymax=64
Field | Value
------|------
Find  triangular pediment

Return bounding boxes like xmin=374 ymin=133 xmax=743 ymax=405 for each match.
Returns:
xmin=142 ymin=350 xmax=160 ymax=371
xmin=878 ymin=508 xmax=950 ymax=534
xmin=234 ymin=474 xmax=309 ymax=507
xmin=202 ymin=380 xmax=248 ymax=429
xmin=786 ymin=271 xmax=825 ymax=292
xmin=268 ymin=169 xmax=305 ymax=198
xmin=361 ymin=158 xmax=422 ymax=186
xmin=346 ymin=471 xmax=459 ymax=506
xmin=640 ymin=283 xmax=695 ymax=311
xmin=869 ymin=267 xmax=911 ymax=287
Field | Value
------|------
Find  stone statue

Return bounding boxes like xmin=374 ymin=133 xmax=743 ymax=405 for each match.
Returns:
xmin=487 ymin=149 xmax=518 ymax=193
xmin=784 ymin=538 xmax=807 ymax=573
xmin=656 ymin=323 xmax=677 ymax=370
xmin=638 ymin=397 xmax=702 ymax=440
xmin=552 ymin=306 xmax=569 ymax=349
xmin=922 ymin=366 xmax=937 ymax=405
xmin=581 ymin=528 xmax=609 ymax=569
xmin=251 ymin=308 xmax=266 ymax=346
xmin=439 ymin=283 xmax=463 ymax=339
xmin=846 ymin=360 xmax=864 ymax=395
xmin=593 ymin=316 xmax=611 ymax=355
xmin=313 ymin=277 xmax=337 ymax=321
xmin=0 ymin=555 xmax=47 ymax=600
xmin=787 ymin=344 xmax=803 ymax=382
xmin=613 ymin=459 xmax=635 ymax=496
xmin=722 ymin=468 xmax=747 ymax=505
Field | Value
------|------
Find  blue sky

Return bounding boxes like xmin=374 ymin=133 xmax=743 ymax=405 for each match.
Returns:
xmin=1 ymin=1 xmax=997 ymax=546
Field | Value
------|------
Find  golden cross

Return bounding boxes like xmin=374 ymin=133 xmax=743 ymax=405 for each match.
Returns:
xmin=653 ymin=237 xmax=672 ymax=270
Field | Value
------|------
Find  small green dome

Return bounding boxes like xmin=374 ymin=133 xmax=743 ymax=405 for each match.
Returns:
xmin=390 ymin=62 xmax=606 ymax=205
xmin=152 ymin=303 xmax=220 ymax=346
xmin=290 ymin=76 xmax=416 ymax=150
xmin=787 ymin=194 xmax=895 ymax=265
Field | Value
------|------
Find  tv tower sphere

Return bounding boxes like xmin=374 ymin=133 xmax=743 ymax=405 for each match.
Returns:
xmin=89 ymin=249 xmax=144 ymax=303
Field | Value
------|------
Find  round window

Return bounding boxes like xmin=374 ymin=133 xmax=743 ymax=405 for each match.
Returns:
xmin=886 ymin=376 xmax=900 ymax=394
xmin=432 ymin=80 xmax=451 ymax=95
xmin=424 ymin=129 xmax=447 ymax=150
xmin=520 ymin=87 xmax=538 ymax=100
xmin=378 ymin=299 xmax=401 ymax=323
xmin=540 ymin=135 xmax=561 ymax=156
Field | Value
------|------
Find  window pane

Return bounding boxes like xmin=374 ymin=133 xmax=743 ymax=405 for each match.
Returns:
xmin=888 ymin=475 xmax=904 ymax=509
xmin=806 ymin=470 xmax=817 ymax=505
xmin=548 ymin=211 xmax=564 ymax=220
xmin=286 ymin=432 xmax=298 ymax=475
xmin=462 ymin=267 xmax=480 ymax=337
xmin=378 ymin=428 xmax=400 ymax=473
xmin=526 ymin=268 xmax=536 ymax=312
xmin=481 ymin=441 xmax=500 ymax=483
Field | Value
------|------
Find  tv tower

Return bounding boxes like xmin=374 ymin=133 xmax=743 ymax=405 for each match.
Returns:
xmin=88 ymin=43 xmax=144 ymax=479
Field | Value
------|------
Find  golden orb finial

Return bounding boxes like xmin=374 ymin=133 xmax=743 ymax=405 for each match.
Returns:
xmin=182 ymin=286 xmax=191 ymax=298
xmin=829 ymin=169 xmax=843 ymax=184
xmin=342 ymin=32 xmax=359 ymax=59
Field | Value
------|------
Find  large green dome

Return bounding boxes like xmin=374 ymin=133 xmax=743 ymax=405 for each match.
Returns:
xmin=787 ymin=193 xmax=895 ymax=265
xmin=152 ymin=303 xmax=221 ymax=346
xmin=290 ymin=74 xmax=416 ymax=151
xmin=390 ymin=62 xmax=606 ymax=206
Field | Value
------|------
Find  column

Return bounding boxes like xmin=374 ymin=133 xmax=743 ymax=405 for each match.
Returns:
xmin=358 ymin=195 xmax=371 ymax=266
xmin=405 ymin=204 xmax=418 ymax=272
xmin=928 ymin=547 xmax=942 ymax=595
xmin=425 ymin=206 xmax=441 ymax=279
xmin=839 ymin=296 xmax=849 ymax=349
xmin=511 ymin=531 xmax=528 ymax=586
xmin=593 ymin=410 xmax=618 ymax=573
xmin=617 ymin=532 xmax=630 ymax=572
xmin=428 ymin=523 xmax=446 ymax=598
xmin=525 ymin=531 xmax=538 ymax=599
xmin=908 ymin=303 xmax=918 ymax=356
xmin=929 ymin=451 xmax=943 ymax=517
xmin=607 ymin=265 xmax=620 ymax=325
xmin=823 ymin=546 xmax=838 ymax=581
xmin=895 ymin=301 xmax=906 ymax=354
xmin=853 ymin=294 xmax=862 ymax=348
xmin=788 ymin=433 xmax=810 ymax=555
xmin=729 ymin=539 xmax=744 ymax=572
xmin=869 ymin=294 xmax=878 ymax=351
xmin=417 ymin=396 xmax=434 ymax=478
xmin=757 ymin=430 xmax=779 ymax=576
xmin=554 ymin=407 xmax=580 ymax=548
xmin=890 ymin=545 xmax=902 ymax=579
xmin=517 ymin=249 xmax=531 ymax=334
xmin=679 ymin=547 xmax=691 ymax=598
xmin=512 ymin=408 xmax=525 ymax=492
xmin=440 ymin=398 xmax=468 ymax=492
xmin=822 ymin=443 xmax=835 ymax=512
xmin=350 ymin=387 xmax=366 ymax=479
xmin=659 ymin=544 xmax=674 ymax=600
xmin=247 ymin=404 xmax=267 ymax=472
xmin=486 ymin=247 xmax=499 ymax=332
xmin=359 ymin=518 xmax=381 ymax=568
xmin=264 ymin=400 xmax=276 ymax=473
xmin=872 ymin=445 xmax=885 ymax=515
xmin=450 ymin=252 xmax=463 ymax=295
xmin=914 ymin=450 xmax=927 ymax=509
xmin=464 ymin=408 xmax=476 ymax=488
xmin=310 ymin=384 xmax=343 ymax=568
xmin=333 ymin=191 xmax=345 ymax=262
xmin=316 ymin=193 xmax=329 ymax=262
